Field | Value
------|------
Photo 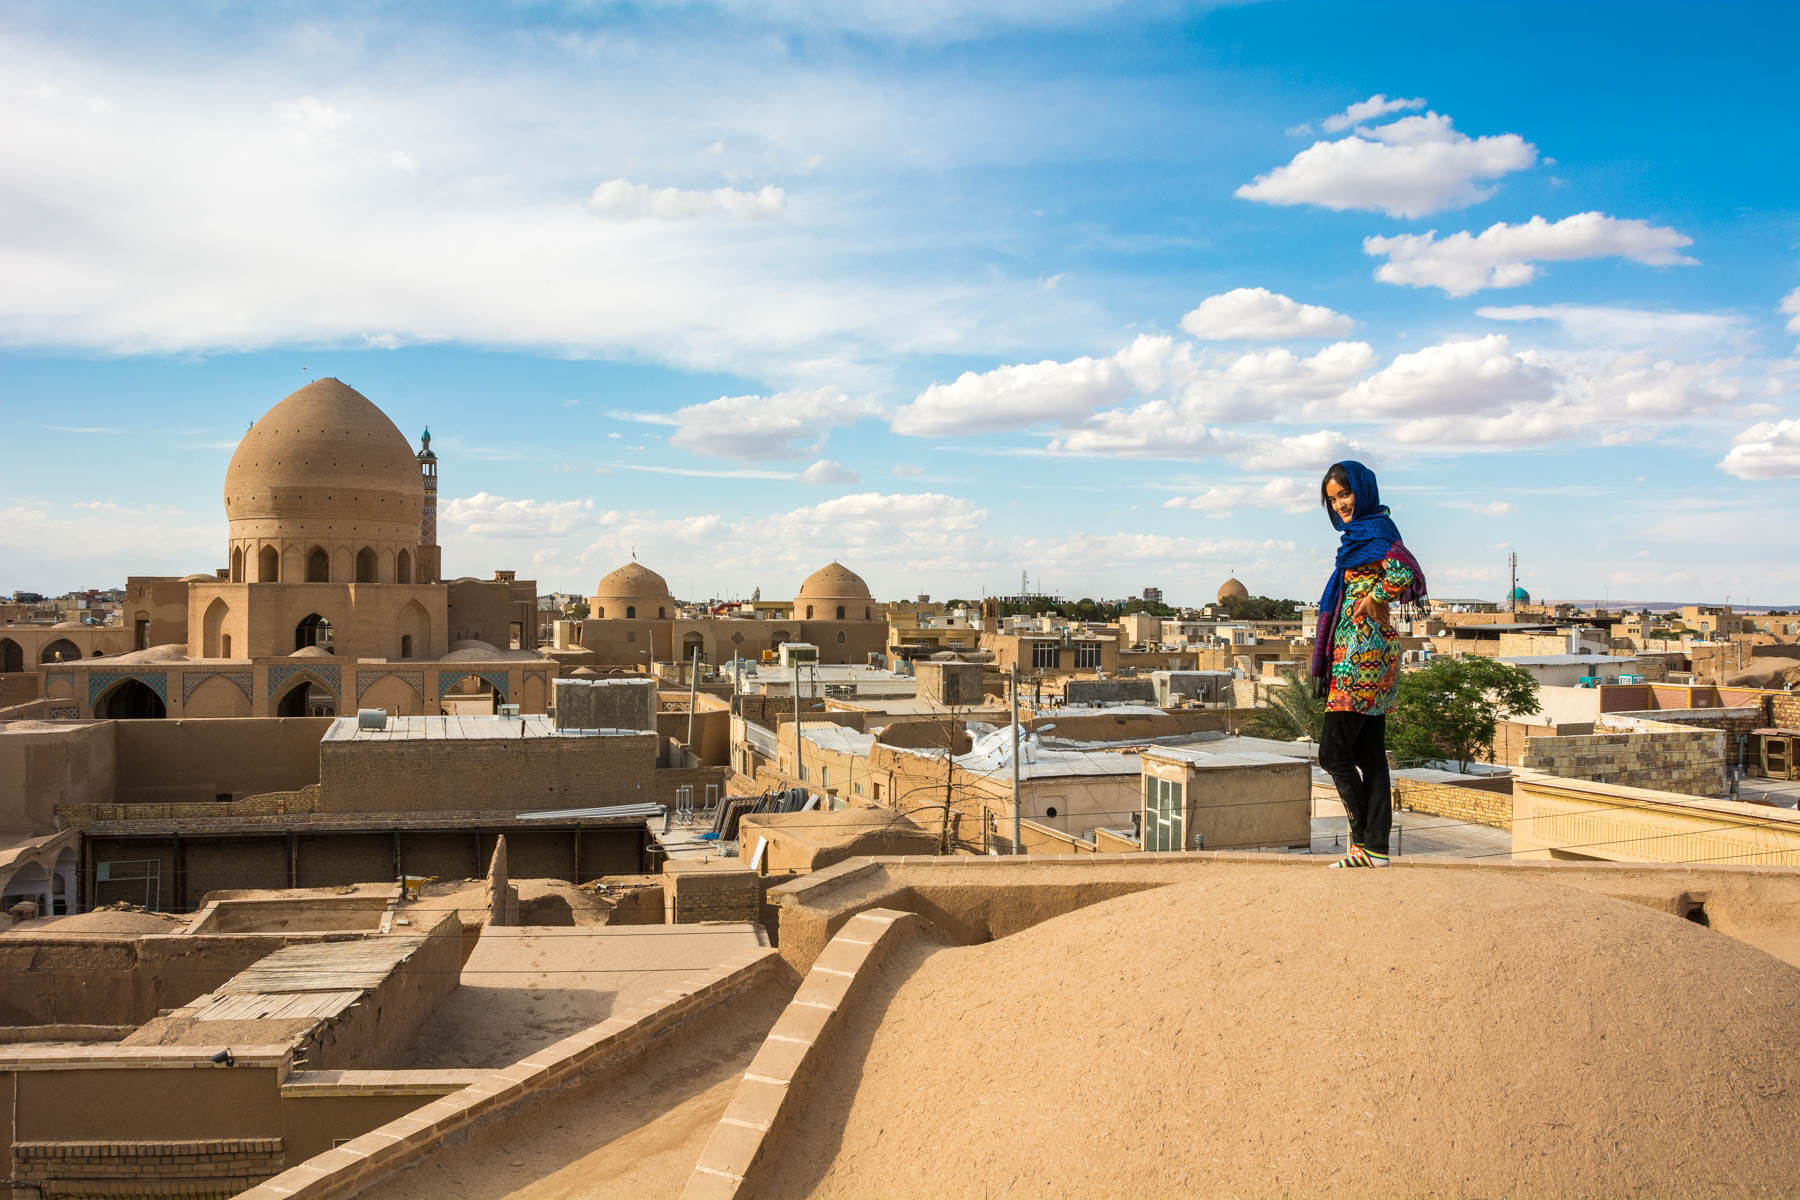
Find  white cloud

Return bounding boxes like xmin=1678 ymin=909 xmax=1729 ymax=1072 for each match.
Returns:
xmin=1475 ymin=501 xmax=1516 ymax=517
xmin=1781 ymin=287 xmax=1800 ymax=338
xmin=1184 ymin=341 xmax=1377 ymax=420
xmin=1320 ymin=94 xmax=1426 ymax=133
xmin=1178 ymin=287 xmax=1353 ymax=340
xmin=1162 ymin=477 xmax=1315 ymax=516
xmin=440 ymin=493 xmax=596 ymax=537
xmin=1236 ymin=111 xmax=1536 ymax=219
xmin=665 ymin=387 xmax=883 ymax=459
xmin=798 ymin=458 xmax=859 ymax=484
xmin=1718 ymin=419 xmax=1800 ymax=480
xmin=1335 ymin=335 xmax=1556 ymax=419
xmin=1476 ymin=304 xmax=1744 ymax=347
xmin=891 ymin=464 xmax=925 ymax=477
xmin=1365 ymin=213 xmax=1697 ymax=296
xmin=891 ymin=354 xmax=1129 ymax=437
xmin=586 ymin=178 xmax=787 ymax=221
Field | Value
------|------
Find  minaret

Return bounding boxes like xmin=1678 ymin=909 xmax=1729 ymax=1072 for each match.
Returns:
xmin=417 ymin=428 xmax=440 ymax=584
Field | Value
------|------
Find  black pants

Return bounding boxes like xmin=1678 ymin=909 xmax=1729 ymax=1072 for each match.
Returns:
xmin=1320 ymin=711 xmax=1391 ymax=856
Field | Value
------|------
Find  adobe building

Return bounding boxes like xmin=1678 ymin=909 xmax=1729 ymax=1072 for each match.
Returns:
xmin=575 ymin=559 xmax=886 ymax=668
xmin=29 ymin=379 xmax=552 ymax=720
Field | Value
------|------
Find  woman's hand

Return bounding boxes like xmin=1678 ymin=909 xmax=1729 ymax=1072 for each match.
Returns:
xmin=1353 ymin=593 xmax=1391 ymax=628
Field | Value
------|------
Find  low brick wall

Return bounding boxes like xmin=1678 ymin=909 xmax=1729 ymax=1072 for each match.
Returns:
xmin=237 ymin=947 xmax=781 ymax=1200
xmin=58 ymin=784 xmax=322 ymax=827
xmin=1393 ymin=776 xmax=1514 ymax=831
xmin=664 ymin=861 xmax=763 ymax=923
xmin=1018 ymin=819 xmax=1098 ymax=856
xmin=682 ymin=908 xmax=935 ymax=1199
xmin=1524 ymin=716 xmax=1725 ymax=799
xmin=14 ymin=1136 xmax=285 ymax=1196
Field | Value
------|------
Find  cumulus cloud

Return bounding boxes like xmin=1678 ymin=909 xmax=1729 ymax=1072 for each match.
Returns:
xmin=798 ymin=458 xmax=859 ymax=484
xmin=1162 ymin=477 xmax=1315 ymax=516
xmin=1335 ymin=334 xmax=1556 ymax=418
xmin=440 ymin=493 xmax=596 ymax=537
xmin=890 ymin=354 xmax=1129 ymax=437
xmin=1718 ymin=419 xmax=1800 ymax=479
xmin=1476 ymin=304 xmax=1744 ymax=347
xmin=586 ymin=178 xmax=787 ymax=221
xmin=1178 ymin=288 xmax=1353 ymax=340
xmin=1236 ymin=111 xmax=1537 ymax=219
xmin=1320 ymin=94 xmax=1426 ymax=133
xmin=663 ymin=387 xmax=883 ymax=459
xmin=1365 ymin=213 xmax=1697 ymax=296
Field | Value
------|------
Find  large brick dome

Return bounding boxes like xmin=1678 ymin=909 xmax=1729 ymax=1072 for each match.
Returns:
xmin=222 ymin=379 xmax=427 ymax=584
xmin=591 ymin=561 xmax=676 ymax=619
xmin=796 ymin=561 xmax=874 ymax=620
xmin=225 ymin=378 xmax=424 ymax=533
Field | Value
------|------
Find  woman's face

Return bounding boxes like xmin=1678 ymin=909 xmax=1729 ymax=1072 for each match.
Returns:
xmin=1325 ymin=476 xmax=1356 ymax=524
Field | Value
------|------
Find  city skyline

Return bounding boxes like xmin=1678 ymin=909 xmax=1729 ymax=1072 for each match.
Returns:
xmin=3 ymin=1 xmax=1797 ymax=603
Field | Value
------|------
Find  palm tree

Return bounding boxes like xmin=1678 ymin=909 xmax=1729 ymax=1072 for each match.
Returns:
xmin=1240 ymin=666 xmax=1325 ymax=743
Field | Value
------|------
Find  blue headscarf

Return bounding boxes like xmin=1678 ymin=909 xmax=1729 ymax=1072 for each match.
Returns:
xmin=1310 ymin=461 xmax=1426 ymax=683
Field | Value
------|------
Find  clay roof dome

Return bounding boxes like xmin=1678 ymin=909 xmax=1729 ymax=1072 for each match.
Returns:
xmin=224 ymin=378 xmax=423 ymax=531
xmin=796 ymin=561 xmax=872 ymax=601
xmin=595 ymin=562 xmax=674 ymax=601
xmin=1217 ymin=576 xmax=1250 ymax=602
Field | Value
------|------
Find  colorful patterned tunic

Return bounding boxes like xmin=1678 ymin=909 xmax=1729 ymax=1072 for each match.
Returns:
xmin=1325 ymin=551 xmax=1417 ymax=715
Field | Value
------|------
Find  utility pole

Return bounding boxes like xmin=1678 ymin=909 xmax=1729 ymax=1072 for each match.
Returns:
xmin=1010 ymin=663 xmax=1022 ymax=854
xmin=685 ymin=643 xmax=700 ymax=751
xmin=1509 ymin=551 xmax=1519 ymax=615
xmin=793 ymin=665 xmax=804 ymax=794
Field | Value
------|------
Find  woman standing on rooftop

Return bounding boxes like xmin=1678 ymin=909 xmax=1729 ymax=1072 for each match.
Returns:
xmin=1311 ymin=461 xmax=1428 ymax=869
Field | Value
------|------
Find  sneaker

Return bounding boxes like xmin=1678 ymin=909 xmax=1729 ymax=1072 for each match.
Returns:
xmin=1329 ymin=845 xmax=1391 ymax=869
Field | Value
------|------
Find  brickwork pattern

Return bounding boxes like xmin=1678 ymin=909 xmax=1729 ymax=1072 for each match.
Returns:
xmin=13 ymin=1137 xmax=285 ymax=1195
xmin=1524 ymin=721 xmax=1725 ymax=799
xmin=664 ymin=862 xmax=763 ymax=923
xmin=1394 ymin=777 xmax=1512 ymax=831
xmin=58 ymin=785 xmax=322 ymax=828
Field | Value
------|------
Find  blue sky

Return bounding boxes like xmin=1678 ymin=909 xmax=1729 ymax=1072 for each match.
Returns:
xmin=3 ymin=0 xmax=1798 ymax=606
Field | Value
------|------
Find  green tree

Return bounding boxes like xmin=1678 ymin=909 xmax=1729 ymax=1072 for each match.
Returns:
xmin=1217 ymin=594 xmax=1301 ymax=621
xmin=1240 ymin=666 xmax=1326 ymax=743
xmin=563 ymin=601 xmax=590 ymax=620
xmin=1388 ymin=657 xmax=1541 ymax=771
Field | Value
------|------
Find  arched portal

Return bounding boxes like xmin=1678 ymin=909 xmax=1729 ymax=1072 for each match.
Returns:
xmin=295 ymin=614 xmax=334 ymax=653
xmin=397 ymin=549 xmax=413 ymax=584
xmin=260 ymin=545 xmax=280 ymax=582
xmin=40 ymin=639 xmax=80 ymax=664
xmin=836 ymin=605 xmax=845 ymax=619
xmin=397 ymin=600 xmax=430 ymax=660
xmin=2 ymin=862 xmax=51 ymax=918
xmin=0 ymin=638 xmax=21 ymax=673
xmin=231 ymin=547 xmax=244 ymax=583
xmin=276 ymin=679 xmax=337 ymax=717
xmin=626 ymin=605 xmax=637 ymax=619
xmin=682 ymin=631 xmax=707 ymax=663
xmin=306 ymin=546 xmax=330 ymax=582
xmin=439 ymin=674 xmax=499 ymax=716
xmin=202 ymin=597 xmax=229 ymax=658
xmin=355 ymin=547 xmax=377 ymax=583
xmin=95 ymin=678 xmax=166 ymax=719
xmin=805 ymin=605 xmax=814 ymax=619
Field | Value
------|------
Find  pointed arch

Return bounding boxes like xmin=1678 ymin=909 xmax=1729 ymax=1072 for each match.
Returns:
xmin=230 ymin=547 xmax=245 ymax=583
xmin=95 ymin=678 xmax=166 ymax=719
xmin=0 ymin=638 xmax=21 ymax=673
xmin=397 ymin=599 xmax=431 ymax=659
xmin=275 ymin=676 xmax=336 ymax=717
xmin=396 ymin=548 xmax=413 ymax=584
xmin=201 ymin=597 xmax=229 ymax=658
xmin=355 ymin=546 xmax=377 ymax=583
xmin=295 ymin=613 xmax=334 ymax=652
xmin=258 ymin=544 xmax=280 ymax=581
xmin=306 ymin=546 xmax=330 ymax=582
xmin=40 ymin=639 xmax=80 ymax=664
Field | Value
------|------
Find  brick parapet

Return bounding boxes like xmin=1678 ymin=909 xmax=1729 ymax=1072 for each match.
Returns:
xmin=1394 ymin=776 xmax=1513 ymax=831
xmin=235 ymin=947 xmax=780 ymax=1200
xmin=681 ymin=908 xmax=933 ymax=1199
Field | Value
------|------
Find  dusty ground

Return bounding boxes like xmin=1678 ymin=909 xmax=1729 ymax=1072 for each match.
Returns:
xmin=384 ymin=923 xmax=766 ymax=1069
xmin=361 ymin=973 xmax=794 ymax=1200
xmin=763 ymin=866 xmax=1800 ymax=1199
xmin=5 ymin=908 xmax=188 ymax=935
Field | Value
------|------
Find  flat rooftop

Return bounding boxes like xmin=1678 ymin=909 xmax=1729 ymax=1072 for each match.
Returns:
xmin=323 ymin=715 xmax=648 ymax=742
xmin=1499 ymin=654 xmax=1637 ymax=666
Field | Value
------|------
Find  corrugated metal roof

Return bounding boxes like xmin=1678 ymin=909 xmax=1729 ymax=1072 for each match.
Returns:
xmin=221 ymin=936 xmax=426 ymax=994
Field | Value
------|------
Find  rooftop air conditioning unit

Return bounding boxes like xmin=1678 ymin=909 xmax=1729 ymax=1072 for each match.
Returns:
xmin=499 ymin=703 xmax=521 ymax=717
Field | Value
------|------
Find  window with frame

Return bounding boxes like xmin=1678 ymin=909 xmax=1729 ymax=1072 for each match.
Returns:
xmin=1074 ymin=641 xmax=1102 ymax=669
xmin=1143 ymin=775 xmax=1185 ymax=851
xmin=1031 ymin=641 xmax=1059 ymax=669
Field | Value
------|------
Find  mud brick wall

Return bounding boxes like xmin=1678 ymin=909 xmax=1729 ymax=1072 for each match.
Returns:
xmin=1394 ymin=777 xmax=1513 ymax=831
xmin=663 ymin=862 xmax=762 ymax=924
xmin=1523 ymin=719 xmax=1725 ymax=799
